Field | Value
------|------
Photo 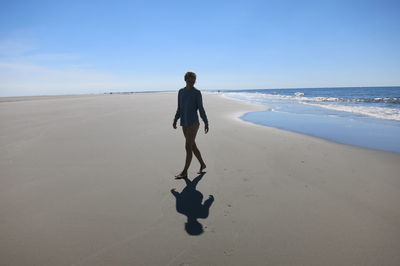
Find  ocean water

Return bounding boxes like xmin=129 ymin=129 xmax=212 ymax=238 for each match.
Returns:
xmin=216 ymin=87 xmax=400 ymax=153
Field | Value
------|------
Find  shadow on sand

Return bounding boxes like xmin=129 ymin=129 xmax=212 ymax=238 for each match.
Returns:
xmin=171 ymin=173 xmax=214 ymax=235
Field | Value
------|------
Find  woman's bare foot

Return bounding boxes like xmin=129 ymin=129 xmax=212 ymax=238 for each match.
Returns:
xmin=175 ymin=172 xmax=187 ymax=179
xmin=197 ymin=164 xmax=206 ymax=174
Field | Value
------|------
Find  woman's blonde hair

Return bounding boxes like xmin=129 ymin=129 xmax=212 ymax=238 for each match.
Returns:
xmin=184 ymin=71 xmax=197 ymax=81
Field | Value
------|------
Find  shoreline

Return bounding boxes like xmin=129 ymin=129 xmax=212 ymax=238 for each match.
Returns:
xmin=1 ymin=91 xmax=398 ymax=155
xmin=217 ymin=92 xmax=400 ymax=155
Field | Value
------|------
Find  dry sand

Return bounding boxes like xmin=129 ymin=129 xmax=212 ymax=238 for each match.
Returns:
xmin=1 ymin=92 xmax=399 ymax=266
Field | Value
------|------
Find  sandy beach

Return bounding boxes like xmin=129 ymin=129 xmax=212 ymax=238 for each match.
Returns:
xmin=1 ymin=92 xmax=399 ymax=266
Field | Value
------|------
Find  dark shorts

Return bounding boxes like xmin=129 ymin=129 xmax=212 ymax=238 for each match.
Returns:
xmin=182 ymin=121 xmax=200 ymax=139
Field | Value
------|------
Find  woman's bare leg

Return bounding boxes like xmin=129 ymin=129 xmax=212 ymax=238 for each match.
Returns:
xmin=177 ymin=122 xmax=200 ymax=177
xmin=192 ymin=142 xmax=206 ymax=173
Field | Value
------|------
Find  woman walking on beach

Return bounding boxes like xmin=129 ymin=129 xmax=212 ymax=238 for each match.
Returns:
xmin=173 ymin=72 xmax=209 ymax=179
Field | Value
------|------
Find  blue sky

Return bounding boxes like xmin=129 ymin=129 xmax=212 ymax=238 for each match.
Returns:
xmin=0 ymin=0 xmax=399 ymax=96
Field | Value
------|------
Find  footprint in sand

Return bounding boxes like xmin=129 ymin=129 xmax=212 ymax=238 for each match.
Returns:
xmin=224 ymin=248 xmax=235 ymax=256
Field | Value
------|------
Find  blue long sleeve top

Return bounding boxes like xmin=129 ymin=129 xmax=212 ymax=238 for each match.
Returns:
xmin=174 ymin=88 xmax=208 ymax=126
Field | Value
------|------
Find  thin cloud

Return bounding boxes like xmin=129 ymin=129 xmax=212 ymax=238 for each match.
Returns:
xmin=0 ymin=35 xmax=179 ymax=96
xmin=0 ymin=59 xmax=178 ymax=96
xmin=0 ymin=61 xmax=49 ymax=72
xmin=0 ymin=37 xmax=37 ymax=57
xmin=24 ymin=53 xmax=81 ymax=61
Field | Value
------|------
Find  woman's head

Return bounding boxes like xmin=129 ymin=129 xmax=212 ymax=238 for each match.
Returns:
xmin=184 ymin=71 xmax=196 ymax=81
xmin=184 ymin=71 xmax=196 ymax=87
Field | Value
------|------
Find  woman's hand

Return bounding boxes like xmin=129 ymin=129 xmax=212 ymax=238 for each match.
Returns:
xmin=205 ymin=124 xmax=209 ymax=134
xmin=173 ymin=122 xmax=177 ymax=129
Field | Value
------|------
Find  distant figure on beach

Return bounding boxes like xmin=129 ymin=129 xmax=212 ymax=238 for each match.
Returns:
xmin=173 ymin=71 xmax=209 ymax=179
xmin=171 ymin=173 xmax=214 ymax=235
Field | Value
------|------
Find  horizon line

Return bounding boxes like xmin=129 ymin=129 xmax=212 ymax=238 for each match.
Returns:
xmin=1 ymin=85 xmax=399 ymax=98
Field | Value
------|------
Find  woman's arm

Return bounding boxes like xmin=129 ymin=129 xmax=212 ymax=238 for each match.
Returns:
xmin=173 ymin=90 xmax=181 ymax=125
xmin=197 ymin=91 xmax=208 ymax=125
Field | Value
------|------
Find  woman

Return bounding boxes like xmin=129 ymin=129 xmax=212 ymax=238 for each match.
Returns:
xmin=173 ymin=72 xmax=209 ymax=179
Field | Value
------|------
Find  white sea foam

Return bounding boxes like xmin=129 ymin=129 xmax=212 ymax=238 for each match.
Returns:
xmin=221 ymin=92 xmax=272 ymax=105
xmin=222 ymin=92 xmax=400 ymax=122
xmin=225 ymin=92 xmax=400 ymax=103
xmin=303 ymin=102 xmax=400 ymax=121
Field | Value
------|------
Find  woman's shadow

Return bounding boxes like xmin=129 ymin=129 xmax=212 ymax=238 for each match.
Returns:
xmin=171 ymin=173 xmax=214 ymax=235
